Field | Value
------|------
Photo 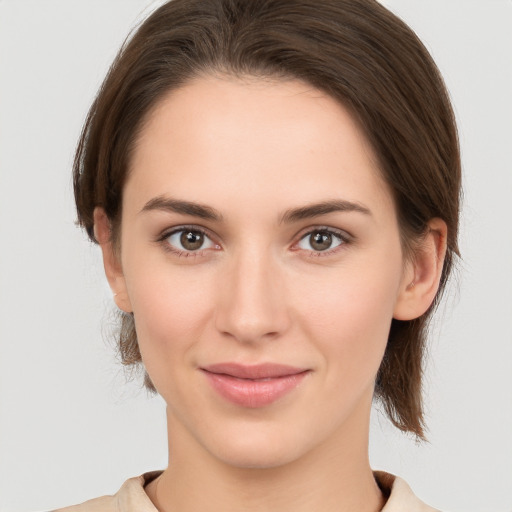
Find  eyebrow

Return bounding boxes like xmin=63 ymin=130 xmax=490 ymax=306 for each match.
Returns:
xmin=278 ymin=199 xmax=372 ymax=224
xmin=140 ymin=196 xmax=224 ymax=222
xmin=140 ymin=196 xmax=371 ymax=223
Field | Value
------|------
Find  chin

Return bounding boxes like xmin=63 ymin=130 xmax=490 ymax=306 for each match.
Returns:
xmin=202 ymin=421 xmax=316 ymax=470
xmin=214 ymin=444 xmax=299 ymax=470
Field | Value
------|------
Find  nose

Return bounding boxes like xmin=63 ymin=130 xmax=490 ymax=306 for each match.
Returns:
xmin=214 ymin=246 xmax=290 ymax=344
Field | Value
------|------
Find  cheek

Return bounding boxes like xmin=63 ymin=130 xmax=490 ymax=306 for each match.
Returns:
xmin=291 ymin=255 xmax=403 ymax=384
xmin=122 ymin=255 xmax=216 ymax=386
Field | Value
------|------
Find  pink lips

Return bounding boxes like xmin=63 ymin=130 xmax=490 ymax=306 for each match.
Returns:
xmin=200 ymin=363 xmax=310 ymax=408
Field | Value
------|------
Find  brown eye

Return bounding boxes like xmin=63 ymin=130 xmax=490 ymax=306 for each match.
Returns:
xmin=310 ymin=232 xmax=332 ymax=251
xmin=180 ymin=230 xmax=204 ymax=250
xmin=165 ymin=228 xmax=216 ymax=253
xmin=297 ymin=229 xmax=345 ymax=252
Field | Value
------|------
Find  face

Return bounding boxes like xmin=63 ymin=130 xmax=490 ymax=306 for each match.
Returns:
xmin=108 ymin=75 xmax=416 ymax=469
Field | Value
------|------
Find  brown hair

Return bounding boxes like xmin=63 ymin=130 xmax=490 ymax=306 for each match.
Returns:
xmin=74 ymin=0 xmax=461 ymax=439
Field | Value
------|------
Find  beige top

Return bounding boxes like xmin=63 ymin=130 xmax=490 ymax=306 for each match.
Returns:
xmin=53 ymin=470 xmax=440 ymax=512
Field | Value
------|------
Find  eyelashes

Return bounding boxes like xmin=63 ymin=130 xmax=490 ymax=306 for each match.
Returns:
xmin=157 ymin=225 xmax=352 ymax=259
xmin=166 ymin=228 xmax=218 ymax=252
xmin=157 ymin=226 xmax=219 ymax=258
xmin=295 ymin=229 xmax=347 ymax=254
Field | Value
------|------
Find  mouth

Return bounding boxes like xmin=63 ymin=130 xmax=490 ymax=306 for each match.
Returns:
xmin=200 ymin=363 xmax=311 ymax=408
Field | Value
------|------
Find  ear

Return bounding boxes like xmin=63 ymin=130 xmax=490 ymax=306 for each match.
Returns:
xmin=393 ymin=218 xmax=448 ymax=321
xmin=93 ymin=207 xmax=133 ymax=313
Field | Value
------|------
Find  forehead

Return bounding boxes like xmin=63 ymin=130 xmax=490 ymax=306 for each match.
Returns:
xmin=126 ymin=74 xmax=394 ymax=222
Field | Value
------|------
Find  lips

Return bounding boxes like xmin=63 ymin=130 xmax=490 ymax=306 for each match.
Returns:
xmin=200 ymin=363 xmax=310 ymax=408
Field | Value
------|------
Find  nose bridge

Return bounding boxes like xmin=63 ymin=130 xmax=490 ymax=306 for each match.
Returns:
xmin=215 ymin=242 xmax=288 ymax=343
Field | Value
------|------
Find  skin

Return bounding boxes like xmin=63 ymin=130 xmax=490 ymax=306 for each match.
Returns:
xmin=95 ymin=75 xmax=447 ymax=512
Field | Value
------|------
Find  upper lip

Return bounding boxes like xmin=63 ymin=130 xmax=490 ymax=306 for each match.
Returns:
xmin=200 ymin=363 xmax=309 ymax=379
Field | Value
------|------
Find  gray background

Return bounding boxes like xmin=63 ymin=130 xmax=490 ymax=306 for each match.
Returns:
xmin=0 ymin=1 xmax=511 ymax=511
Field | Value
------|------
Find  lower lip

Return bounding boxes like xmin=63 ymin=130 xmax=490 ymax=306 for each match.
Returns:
xmin=202 ymin=370 xmax=310 ymax=408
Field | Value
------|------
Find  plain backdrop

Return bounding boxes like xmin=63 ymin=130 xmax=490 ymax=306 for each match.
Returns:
xmin=0 ymin=1 xmax=511 ymax=511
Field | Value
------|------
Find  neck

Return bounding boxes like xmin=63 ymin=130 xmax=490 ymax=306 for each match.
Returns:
xmin=146 ymin=396 xmax=384 ymax=512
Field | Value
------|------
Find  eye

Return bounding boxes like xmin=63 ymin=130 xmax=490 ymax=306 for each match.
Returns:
xmin=297 ymin=229 xmax=346 ymax=253
xmin=164 ymin=228 xmax=218 ymax=253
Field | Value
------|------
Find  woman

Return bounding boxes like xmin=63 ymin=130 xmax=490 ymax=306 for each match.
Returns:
xmin=57 ymin=0 xmax=460 ymax=510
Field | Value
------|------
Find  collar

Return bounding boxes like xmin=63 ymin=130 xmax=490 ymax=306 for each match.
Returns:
xmin=67 ymin=469 xmax=438 ymax=512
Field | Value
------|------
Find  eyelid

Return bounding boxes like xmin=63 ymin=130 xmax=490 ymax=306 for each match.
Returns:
xmin=157 ymin=225 xmax=221 ymax=255
xmin=291 ymin=225 xmax=353 ymax=255
xmin=155 ymin=224 xmax=352 ymax=258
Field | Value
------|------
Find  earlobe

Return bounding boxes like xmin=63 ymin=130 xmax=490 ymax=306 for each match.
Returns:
xmin=393 ymin=218 xmax=448 ymax=321
xmin=93 ymin=207 xmax=133 ymax=313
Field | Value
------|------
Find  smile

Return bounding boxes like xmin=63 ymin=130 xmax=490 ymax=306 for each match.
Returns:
xmin=200 ymin=363 xmax=311 ymax=408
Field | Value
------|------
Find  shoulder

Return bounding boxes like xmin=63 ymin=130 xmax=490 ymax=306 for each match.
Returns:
xmin=52 ymin=472 xmax=161 ymax=512
xmin=52 ymin=493 xmax=116 ymax=512
xmin=375 ymin=471 xmax=441 ymax=512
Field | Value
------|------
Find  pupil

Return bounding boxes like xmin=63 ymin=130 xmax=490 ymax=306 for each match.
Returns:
xmin=181 ymin=231 xmax=204 ymax=250
xmin=311 ymin=232 xmax=332 ymax=251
